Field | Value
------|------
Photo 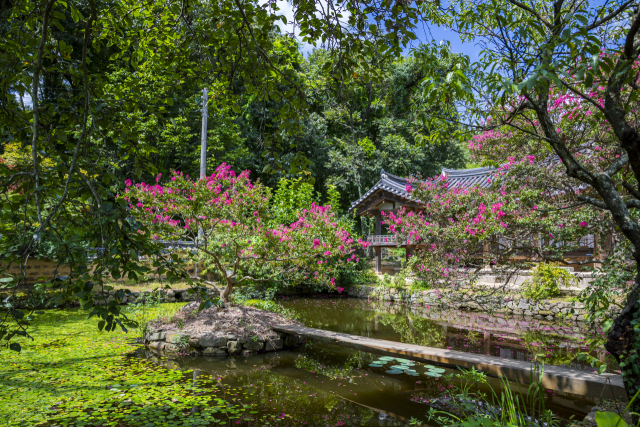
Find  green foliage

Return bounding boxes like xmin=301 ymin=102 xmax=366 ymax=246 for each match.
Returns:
xmin=521 ymin=263 xmax=576 ymax=301
xmin=357 ymin=137 xmax=376 ymax=157
xmin=379 ymin=272 xmax=408 ymax=289
xmin=410 ymin=280 xmax=432 ymax=292
xmin=242 ymin=299 xmax=299 ymax=320
xmin=271 ymin=177 xmax=319 ymax=225
xmin=334 ymin=258 xmax=378 ymax=286
xmin=596 ymin=411 xmax=629 ymax=427
xmin=325 ymin=183 xmax=342 ymax=213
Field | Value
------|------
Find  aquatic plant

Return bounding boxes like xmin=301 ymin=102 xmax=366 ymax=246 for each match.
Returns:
xmin=426 ymin=364 xmax=559 ymax=427
xmin=594 ymin=389 xmax=640 ymax=427
xmin=368 ymin=356 xmax=422 ymax=376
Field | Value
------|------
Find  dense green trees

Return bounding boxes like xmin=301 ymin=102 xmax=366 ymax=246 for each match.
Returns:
xmin=0 ymin=0 xmax=453 ymax=349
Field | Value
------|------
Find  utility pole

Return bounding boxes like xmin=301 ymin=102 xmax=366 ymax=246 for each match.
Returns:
xmin=200 ymin=88 xmax=208 ymax=179
xmin=197 ymin=88 xmax=208 ymax=251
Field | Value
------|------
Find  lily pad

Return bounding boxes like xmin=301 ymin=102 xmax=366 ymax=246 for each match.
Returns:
xmin=407 ymin=372 xmax=419 ymax=376
xmin=369 ymin=364 xmax=383 ymax=368
xmin=390 ymin=365 xmax=409 ymax=370
xmin=385 ymin=369 xmax=403 ymax=375
xmin=427 ymin=367 xmax=446 ymax=373
xmin=394 ymin=358 xmax=413 ymax=363
xmin=425 ymin=371 xmax=442 ymax=378
xmin=378 ymin=356 xmax=395 ymax=361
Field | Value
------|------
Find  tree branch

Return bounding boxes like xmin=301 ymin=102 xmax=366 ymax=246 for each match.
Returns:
xmin=505 ymin=0 xmax=553 ymax=28
xmin=30 ymin=0 xmax=57 ymax=225
xmin=586 ymin=0 xmax=635 ymax=31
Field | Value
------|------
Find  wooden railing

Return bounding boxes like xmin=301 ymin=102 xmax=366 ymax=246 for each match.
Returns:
xmin=367 ymin=235 xmax=398 ymax=245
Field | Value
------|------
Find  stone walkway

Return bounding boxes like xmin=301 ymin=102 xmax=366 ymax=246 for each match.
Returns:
xmin=272 ymin=324 xmax=625 ymax=399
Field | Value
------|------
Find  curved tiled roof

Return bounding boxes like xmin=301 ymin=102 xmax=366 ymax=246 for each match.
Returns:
xmin=442 ymin=166 xmax=495 ymax=189
xmin=349 ymin=167 xmax=495 ymax=213
xmin=349 ymin=169 xmax=414 ymax=213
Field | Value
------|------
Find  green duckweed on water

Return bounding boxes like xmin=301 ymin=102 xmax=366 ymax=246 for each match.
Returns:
xmin=1 ymin=304 xmax=212 ymax=426
xmin=1 ymin=304 xmax=264 ymax=427
xmin=1 ymin=304 xmax=400 ymax=427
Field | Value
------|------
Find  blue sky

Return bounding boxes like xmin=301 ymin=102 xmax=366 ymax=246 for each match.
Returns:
xmin=413 ymin=22 xmax=481 ymax=62
xmin=272 ymin=0 xmax=481 ymax=62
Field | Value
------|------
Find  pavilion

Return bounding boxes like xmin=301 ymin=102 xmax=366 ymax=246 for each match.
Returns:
xmin=349 ymin=168 xmax=603 ymax=274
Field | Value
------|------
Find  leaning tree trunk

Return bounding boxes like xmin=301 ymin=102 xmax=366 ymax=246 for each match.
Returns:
xmin=605 ymin=272 xmax=640 ymax=424
xmin=219 ymin=280 xmax=233 ymax=305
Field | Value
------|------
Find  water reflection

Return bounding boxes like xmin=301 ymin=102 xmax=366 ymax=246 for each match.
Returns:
xmin=277 ymin=297 xmax=616 ymax=373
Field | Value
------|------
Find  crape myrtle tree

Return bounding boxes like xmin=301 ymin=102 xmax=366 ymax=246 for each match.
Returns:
xmin=394 ymin=0 xmax=640 ymax=413
xmin=124 ymin=164 xmax=368 ymax=304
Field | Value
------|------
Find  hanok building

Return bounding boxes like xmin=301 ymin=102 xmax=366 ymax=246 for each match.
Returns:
xmin=349 ymin=168 xmax=604 ymax=275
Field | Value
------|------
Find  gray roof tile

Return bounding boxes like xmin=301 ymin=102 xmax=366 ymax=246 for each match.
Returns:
xmin=349 ymin=167 xmax=495 ymax=212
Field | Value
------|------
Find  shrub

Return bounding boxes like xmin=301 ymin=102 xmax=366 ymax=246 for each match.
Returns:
xmin=410 ymin=280 xmax=431 ymax=292
xmin=522 ymin=263 xmax=577 ymax=301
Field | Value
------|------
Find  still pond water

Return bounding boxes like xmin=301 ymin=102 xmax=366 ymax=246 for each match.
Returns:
xmin=277 ymin=297 xmax=616 ymax=374
xmin=134 ymin=297 xmax=616 ymax=426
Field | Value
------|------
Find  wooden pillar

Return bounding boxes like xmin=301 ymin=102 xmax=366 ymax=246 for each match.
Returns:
xmin=483 ymin=241 xmax=490 ymax=268
xmin=375 ymin=246 xmax=382 ymax=273
xmin=533 ymin=233 xmax=540 ymax=261
xmin=484 ymin=332 xmax=491 ymax=355
xmin=593 ymin=233 xmax=603 ymax=268
xmin=406 ymin=245 xmax=414 ymax=263
xmin=375 ymin=212 xmax=382 ymax=235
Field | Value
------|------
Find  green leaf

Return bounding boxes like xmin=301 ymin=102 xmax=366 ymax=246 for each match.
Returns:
xmin=595 ymin=412 xmax=627 ymax=427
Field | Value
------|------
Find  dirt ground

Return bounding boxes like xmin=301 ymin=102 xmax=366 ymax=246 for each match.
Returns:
xmin=150 ymin=302 xmax=302 ymax=339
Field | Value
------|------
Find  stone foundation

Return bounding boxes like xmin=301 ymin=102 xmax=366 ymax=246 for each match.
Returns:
xmin=343 ymin=285 xmax=621 ymax=322
xmin=145 ymin=328 xmax=302 ymax=357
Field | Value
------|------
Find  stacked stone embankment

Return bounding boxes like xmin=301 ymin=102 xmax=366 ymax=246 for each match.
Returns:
xmin=145 ymin=329 xmax=301 ymax=356
xmin=343 ymin=285 xmax=621 ymax=322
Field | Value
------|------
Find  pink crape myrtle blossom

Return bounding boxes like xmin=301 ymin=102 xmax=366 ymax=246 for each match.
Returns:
xmin=124 ymin=163 xmax=365 ymax=304
xmin=384 ymin=83 xmax=615 ymax=305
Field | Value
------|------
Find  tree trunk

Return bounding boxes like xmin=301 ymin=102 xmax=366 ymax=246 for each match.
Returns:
xmin=605 ymin=273 xmax=640 ymax=424
xmin=220 ymin=283 xmax=232 ymax=305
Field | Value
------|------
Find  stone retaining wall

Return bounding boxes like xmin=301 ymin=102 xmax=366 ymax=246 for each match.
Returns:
xmin=2 ymin=288 xmax=203 ymax=309
xmin=145 ymin=329 xmax=301 ymax=357
xmin=344 ymin=285 xmax=621 ymax=322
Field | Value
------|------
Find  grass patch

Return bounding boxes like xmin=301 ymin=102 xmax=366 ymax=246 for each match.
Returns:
xmin=242 ymin=299 xmax=300 ymax=321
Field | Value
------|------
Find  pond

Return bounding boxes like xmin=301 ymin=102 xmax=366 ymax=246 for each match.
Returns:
xmin=136 ymin=337 xmax=596 ymax=426
xmin=1 ymin=303 xmax=612 ymax=427
xmin=277 ymin=297 xmax=617 ymax=374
